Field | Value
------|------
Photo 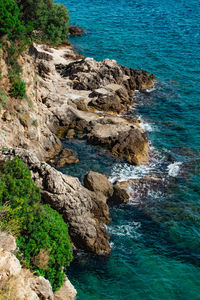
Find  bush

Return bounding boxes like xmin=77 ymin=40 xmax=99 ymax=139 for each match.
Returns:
xmin=16 ymin=0 xmax=69 ymax=45
xmin=17 ymin=205 xmax=73 ymax=291
xmin=9 ymin=79 xmax=26 ymax=98
xmin=45 ymin=4 xmax=69 ymax=45
xmin=4 ymin=42 xmax=27 ymax=99
xmin=0 ymin=158 xmax=73 ymax=291
xmin=0 ymin=0 xmax=21 ymax=37
xmin=0 ymin=157 xmax=40 ymax=206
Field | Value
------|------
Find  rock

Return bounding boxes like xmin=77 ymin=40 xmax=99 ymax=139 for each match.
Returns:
xmin=60 ymin=57 xmax=154 ymax=97
xmin=0 ymin=248 xmax=22 ymax=278
xmin=54 ymin=276 xmax=77 ymax=300
xmin=109 ymin=184 xmax=130 ymax=204
xmin=29 ymin=45 xmax=53 ymax=61
xmin=55 ymin=148 xmax=79 ymax=168
xmin=84 ymin=171 xmax=113 ymax=198
xmin=65 ymin=129 xmax=75 ymax=139
xmin=68 ymin=25 xmax=84 ymax=36
xmin=111 ymin=128 xmax=149 ymax=165
xmin=0 ymin=232 xmax=17 ymax=252
xmin=91 ymin=191 xmax=111 ymax=225
xmin=4 ymin=148 xmax=111 ymax=255
xmin=31 ymin=276 xmax=54 ymax=300
xmin=88 ymin=92 xmax=123 ymax=113
xmin=88 ymin=122 xmax=149 ymax=165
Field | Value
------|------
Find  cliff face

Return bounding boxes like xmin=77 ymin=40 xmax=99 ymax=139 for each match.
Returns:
xmin=0 ymin=46 xmax=62 ymax=161
xmin=0 ymin=232 xmax=77 ymax=300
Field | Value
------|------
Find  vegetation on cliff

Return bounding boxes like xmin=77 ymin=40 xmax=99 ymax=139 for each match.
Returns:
xmin=0 ymin=0 xmax=69 ymax=100
xmin=16 ymin=0 xmax=69 ymax=45
xmin=0 ymin=158 xmax=73 ymax=291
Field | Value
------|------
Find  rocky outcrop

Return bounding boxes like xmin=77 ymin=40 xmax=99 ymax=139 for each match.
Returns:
xmin=60 ymin=58 xmax=154 ymax=96
xmin=83 ymin=171 xmax=113 ymax=197
xmin=0 ymin=41 xmax=155 ymax=166
xmin=4 ymin=148 xmax=111 ymax=255
xmin=0 ymin=232 xmax=77 ymax=300
xmin=87 ymin=122 xmax=149 ymax=165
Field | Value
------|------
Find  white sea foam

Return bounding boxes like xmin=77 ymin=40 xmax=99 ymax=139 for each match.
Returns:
xmin=109 ymin=163 xmax=151 ymax=183
xmin=146 ymin=87 xmax=156 ymax=93
xmin=109 ymin=242 xmax=115 ymax=249
xmin=137 ymin=116 xmax=154 ymax=132
xmin=167 ymin=162 xmax=182 ymax=177
xmin=108 ymin=222 xmax=141 ymax=239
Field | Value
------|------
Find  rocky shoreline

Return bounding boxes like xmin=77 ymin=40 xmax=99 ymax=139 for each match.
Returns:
xmin=0 ymin=42 xmax=155 ymax=297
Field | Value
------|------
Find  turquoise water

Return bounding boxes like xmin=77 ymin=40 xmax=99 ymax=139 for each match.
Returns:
xmin=56 ymin=0 xmax=200 ymax=299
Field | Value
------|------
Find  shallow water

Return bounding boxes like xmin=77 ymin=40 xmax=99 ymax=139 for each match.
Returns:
xmin=56 ymin=0 xmax=200 ymax=299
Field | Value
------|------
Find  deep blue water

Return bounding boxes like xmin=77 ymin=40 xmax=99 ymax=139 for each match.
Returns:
xmin=56 ymin=0 xmax=200 ymax=299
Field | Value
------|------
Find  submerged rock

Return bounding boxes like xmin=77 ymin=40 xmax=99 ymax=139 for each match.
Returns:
xmin=52 ymin=148 xmax=79 ymax=168
xmin=68 ymin=25 xmax=84 ymax=36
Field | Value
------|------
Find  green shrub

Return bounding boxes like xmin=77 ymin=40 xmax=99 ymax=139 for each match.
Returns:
xmin=16 ymin=0 xmax=69 ymax=45
xmin=0 ymin=157 xmax=40 ymax=206
xmin=45 ymin=4 xmax=69 ymax=45
xmin=17 ymin=204 xmax=73 ymax=291
xmin=0 ymin=158 xmax=73 ymax=291
xmin=4 ymin=42 xmax=27 ymax=99
xmin=0 ymin=0 xmax=21 ymax=37
xmin=9 ymin=79 xmax=26 ymax=98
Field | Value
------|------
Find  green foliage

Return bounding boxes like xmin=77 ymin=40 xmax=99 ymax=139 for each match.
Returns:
xmin=16 ymin=0 xmax=69 ymax=45
xmin=0 ymin=0 xmax=21 ymax=37
xmin=45 ymin=4 xmax=69 ymax=45
xmin=0 ymin=0 xmax=33 ymax=41
xmin=0 ymin=158 xmax=73 ymax=291
xmin=9 ymin=79 xmax=26 ymax=98
xmin=32 ymin=119 xmax=38 ymax=127
xmin=0 ymin=157 xmax=40 ymax=206
xmin=4 ymin=42 xmax=27 ymax=99
xmin=17 ymin=205 xmax=73 ymax=291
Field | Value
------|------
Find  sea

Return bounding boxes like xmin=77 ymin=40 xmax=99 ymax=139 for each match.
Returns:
xmin=55 ymin=1 xmax=200 ymax=299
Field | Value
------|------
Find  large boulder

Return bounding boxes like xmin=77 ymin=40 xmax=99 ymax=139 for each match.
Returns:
xmin=31 ymin=276 xmax=54 ymax=300
xmin=0 ymin=232 xmax=17 ymax=252
xmin=83 ymin=171 xmax=113 ymax=198
xmin=109 ymin=184 xmax=130 ymax=205
xmin=87 ymin=122 xmax=149 ymax=165
xmin=88 ymin=88 xmax=123 ymax=113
